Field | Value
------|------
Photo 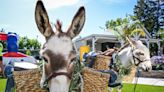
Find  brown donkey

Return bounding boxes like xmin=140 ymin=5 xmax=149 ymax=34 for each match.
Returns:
xmin=35 ymin=0 xmax=85 ymax=92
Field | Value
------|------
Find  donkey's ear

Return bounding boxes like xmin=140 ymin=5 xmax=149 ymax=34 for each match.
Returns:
xmin=126 ymin=37 xmax=136 ymax=48
xmin=67 ymin=6 xmax=85 ymax=39
xmin=35 ymin=0 xmax=53 ymax=39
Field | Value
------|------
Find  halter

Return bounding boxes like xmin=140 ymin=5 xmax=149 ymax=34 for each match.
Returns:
xmin=131 ymin=48 xmax=143 ymax=66
xmin=44 ymin=72 xmax=71 ymax=85
xmin=42 ymin=61 xmax=72 ymax=89
xmin=42 ymin=71 xmax=72 ymax=90
xmin=131 ymin=47 xmax=150 ymax=66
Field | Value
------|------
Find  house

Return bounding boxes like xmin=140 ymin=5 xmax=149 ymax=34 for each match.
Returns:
xmin=74 ymin=30 xmax=163 ymax=56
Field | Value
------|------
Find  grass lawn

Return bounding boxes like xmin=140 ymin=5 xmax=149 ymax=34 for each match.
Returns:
xmin=0 ymin=78 xmax=164 ymax=92
xmin=118 ymin=83 xmax=164 ymax=92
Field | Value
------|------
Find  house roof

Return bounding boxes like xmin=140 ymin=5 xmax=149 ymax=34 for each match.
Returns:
xmin=75 ymin=33 xmax=117 ymax=43
xmin=74 ymin=32 xmax=162 ymax=43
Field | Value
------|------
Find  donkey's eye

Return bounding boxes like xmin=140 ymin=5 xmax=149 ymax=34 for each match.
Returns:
xmin=136 ymin=52 xmax=144 ymax=56
xmin=71 ymin=57 xmax=76 ymax=62
xmin=135 ymin=52 xmax=139 ymax=56
xmin=139 ymin=52 xmax=144 ymax=55
xmin=42 ymin=57 xmax=48 ymax=63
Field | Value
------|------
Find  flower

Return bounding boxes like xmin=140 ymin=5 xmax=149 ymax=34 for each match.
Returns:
xmin=151 ymin=55 xmax=164 ymax=65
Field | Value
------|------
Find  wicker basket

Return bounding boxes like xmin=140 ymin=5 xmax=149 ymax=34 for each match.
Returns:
xmin=13 ymin=69 xmax=47 ymax=92
xmin=93 ymin=55 xmax=111 ymax=70
xmin=82 ymin=68 xmax=110 ymax=92
xmin=13 ymin=68 xmax=110 ymax=92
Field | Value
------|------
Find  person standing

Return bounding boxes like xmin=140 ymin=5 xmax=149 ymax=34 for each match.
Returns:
xmin=0 ymin=43 xmax=3 ymax=75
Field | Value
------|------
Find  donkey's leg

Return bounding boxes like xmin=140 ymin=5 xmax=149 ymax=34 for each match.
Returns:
xmin=116 ymin=87 xmax=122 ymax=92
xmin=108 ymin=87 xmax=113 ymax=92
xmin=40 ymin=62 xmax=46 ymax=88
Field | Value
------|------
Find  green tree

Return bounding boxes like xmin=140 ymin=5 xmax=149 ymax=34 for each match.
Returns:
xmin=134 ymin=0 xmax=164 ymax=38
xmin=19 ymin=36 xmax=41 ymax=50
xmin=106 ymin=17 xmax=129 ymax=30
xmin=134 ymin=0 xmax=164 ymax=55
xmin=0 ymin=28 xmax=7 ymax=49
xmin=26 ymin=49 xmax=32 ymax=55
xmin=105 ymin=16 xmax=145 ymax=41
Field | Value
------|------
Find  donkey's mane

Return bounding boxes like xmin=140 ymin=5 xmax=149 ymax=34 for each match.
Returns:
xmin=55 ymin=20 xmax=62 ymax=32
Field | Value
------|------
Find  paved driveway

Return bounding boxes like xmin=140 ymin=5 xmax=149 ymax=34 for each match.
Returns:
xmin=132 ymin=77 xmax=164 ymax=86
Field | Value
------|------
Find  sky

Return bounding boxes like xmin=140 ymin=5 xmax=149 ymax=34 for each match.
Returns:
xmin=0 ymin=0 xmax=137 ymax=44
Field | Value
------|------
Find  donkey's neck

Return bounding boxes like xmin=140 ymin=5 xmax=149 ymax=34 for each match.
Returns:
xmin=49 ymin=69 xmax=70 ymax=92
xmin=117 ymin=46 xmax=133 ymax=67
xmin=50 ymin=76 xmax=70 ymax=92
